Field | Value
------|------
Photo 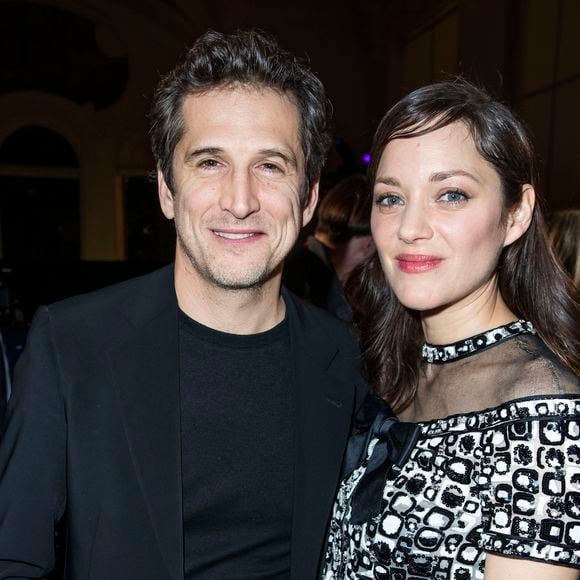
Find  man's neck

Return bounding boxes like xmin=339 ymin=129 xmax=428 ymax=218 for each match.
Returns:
xmin=174 ymin=262 xmax=286 ymax=335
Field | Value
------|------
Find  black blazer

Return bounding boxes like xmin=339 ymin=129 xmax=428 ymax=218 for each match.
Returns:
xmin=0 ymin=265 xmax=367 ymax=579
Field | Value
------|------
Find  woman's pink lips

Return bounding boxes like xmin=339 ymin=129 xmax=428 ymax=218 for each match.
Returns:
xmin=396 ymin=254 xmax=443 ymax=273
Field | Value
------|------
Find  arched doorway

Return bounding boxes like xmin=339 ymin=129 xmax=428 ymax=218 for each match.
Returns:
xmin=0 ymin=125 xmax=80 ymax=262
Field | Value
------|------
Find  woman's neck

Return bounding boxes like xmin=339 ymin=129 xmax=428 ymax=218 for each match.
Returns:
xmin=420 ymin=277 xmax=518 ymax=345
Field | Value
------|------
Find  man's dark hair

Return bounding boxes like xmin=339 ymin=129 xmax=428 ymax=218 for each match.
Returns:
xmin=150 ymin=29 xmax=332 ymax=199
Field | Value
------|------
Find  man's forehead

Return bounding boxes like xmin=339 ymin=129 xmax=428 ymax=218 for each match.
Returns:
xmin=181 ymin=84 xmax=299 ymax=119
xmin=177 ymin=86 xmax=304 ymax=157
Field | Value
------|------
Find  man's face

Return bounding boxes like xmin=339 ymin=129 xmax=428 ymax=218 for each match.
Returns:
xmin=158 ymin=87 xmax=318 ymax=292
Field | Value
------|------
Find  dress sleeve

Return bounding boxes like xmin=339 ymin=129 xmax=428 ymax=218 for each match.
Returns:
xmin=479 ymin=397 xmax=580 ymax=568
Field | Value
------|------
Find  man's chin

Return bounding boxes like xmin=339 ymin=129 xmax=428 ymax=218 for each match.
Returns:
xmin=203 ymin=267 xmax=277 ymax=292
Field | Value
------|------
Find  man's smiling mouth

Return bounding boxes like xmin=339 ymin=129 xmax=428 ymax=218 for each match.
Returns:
xmin=213 ymin=230 xmax=262 ymax=240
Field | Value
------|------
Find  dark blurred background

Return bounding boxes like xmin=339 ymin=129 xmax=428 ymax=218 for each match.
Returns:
xmin=0 ymin=0 xmax=579 ymax=319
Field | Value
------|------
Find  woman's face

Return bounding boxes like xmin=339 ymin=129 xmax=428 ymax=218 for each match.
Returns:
xmin=371 ymin=121 xmax=521 ymax=316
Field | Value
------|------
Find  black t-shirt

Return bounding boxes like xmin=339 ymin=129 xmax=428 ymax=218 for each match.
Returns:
xmin=179 ymin=310 xmax=293 ymax=579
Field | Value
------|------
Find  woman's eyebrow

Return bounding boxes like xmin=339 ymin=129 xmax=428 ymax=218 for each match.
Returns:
xmin=429 ymin=169 xmax=481 ymax=183
xmin=375 ymin=176 xmax=401 ymax=187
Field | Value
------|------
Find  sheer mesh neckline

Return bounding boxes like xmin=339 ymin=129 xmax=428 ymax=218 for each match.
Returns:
xmin=421 ymin=320 xmax=536 ymax=364
xmin=417 ymin=393 xmax=577 ymax=433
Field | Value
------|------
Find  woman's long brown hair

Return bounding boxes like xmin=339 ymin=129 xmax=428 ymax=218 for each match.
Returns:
xmin=347 ymin=79 xmax=580 ymax=413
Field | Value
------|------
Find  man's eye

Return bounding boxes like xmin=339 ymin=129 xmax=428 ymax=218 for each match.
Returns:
xmin=439 ymin=189 xmax=468 ymax=204
xmin=261 ymin=163 xmax=283 ymax=173
xmin=375 ymin=194 xmax=402 ymax=208
xmin=199 ymin=159 xmax=220 ymax=169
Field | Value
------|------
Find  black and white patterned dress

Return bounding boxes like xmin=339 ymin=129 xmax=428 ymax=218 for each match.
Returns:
xmin=322 ymin=322 xmax=580 ymax=579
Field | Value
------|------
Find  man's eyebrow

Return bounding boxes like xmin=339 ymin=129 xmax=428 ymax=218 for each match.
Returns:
xmin=259 ymin=148 xmax=298 ymax=168
xmin=429 ymin=170 xmax=481 ymax=183
xmin=183 ymin=147 xmax=299 ymax=168
xmin=375 ymin=176 xmax=401 ymax=187
xmin=184 ymin=147 xmax=224 ymax=162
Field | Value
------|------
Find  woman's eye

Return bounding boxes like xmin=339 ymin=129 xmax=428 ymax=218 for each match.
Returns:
xmin=376 ymin=194 xmax=403 ymax=208
xmin=439 ymin=189 xmax=468 ymax=204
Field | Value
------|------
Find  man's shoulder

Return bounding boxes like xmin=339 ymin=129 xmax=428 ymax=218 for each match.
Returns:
xmin=44 ymin=264 xmax=173 ymax=325
xmin=283 ymin=287 xmax=357 ymax=348
xmin=284 ymin=287 xmax=344 ymax=323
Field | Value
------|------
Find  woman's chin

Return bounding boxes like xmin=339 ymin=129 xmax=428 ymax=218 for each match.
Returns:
xmin=394 ymin=291 xmax=444 ymax=314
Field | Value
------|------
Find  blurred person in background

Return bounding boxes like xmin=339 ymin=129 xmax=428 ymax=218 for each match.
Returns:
xmin=549 ymin=209 xmax=580 ymax=287
xmin=0 ymin=270 xmax=28 ymax=423
xmin=284 ymin=174 xmax=374 ymax=321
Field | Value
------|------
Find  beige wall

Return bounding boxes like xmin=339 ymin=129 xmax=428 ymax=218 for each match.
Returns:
xmin=1 ymin=0 xmax=577 ymax=260
xmin=0 ymin=0 xmax=208 ymax=260
xmin=394 ymin=0 xmax=580 ymax=211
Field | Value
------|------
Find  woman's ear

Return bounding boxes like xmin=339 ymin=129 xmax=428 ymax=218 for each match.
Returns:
xmin=503 ymin=185 xmax=535 ymax=247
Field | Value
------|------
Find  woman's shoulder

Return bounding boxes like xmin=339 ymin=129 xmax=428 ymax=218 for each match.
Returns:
xmin=409 ymin=333 xmax=578 ymax=428
xmin=503 ymin=334 xmax=579 ymax=399
xmin=457 ymin=333 xmax=579 ymax=407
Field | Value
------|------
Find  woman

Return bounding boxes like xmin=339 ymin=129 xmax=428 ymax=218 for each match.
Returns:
xmin=322 ymin=80 xmax=579 ymax=579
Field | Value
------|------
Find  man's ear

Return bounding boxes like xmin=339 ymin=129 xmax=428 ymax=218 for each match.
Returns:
xmin=301 ymin=179 xmax=320 ymax=227
xmin=158 ymin=169 xmax=175 ymax=220
xmin=504 ymin=184 xmax=535 ymax=247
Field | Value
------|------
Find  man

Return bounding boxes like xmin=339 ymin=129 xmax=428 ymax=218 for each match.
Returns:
xmin=0 ymin=30 xmax=367 ymax=579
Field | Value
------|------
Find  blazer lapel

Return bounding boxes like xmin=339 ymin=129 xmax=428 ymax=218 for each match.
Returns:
xmin=284 ymin=292 xmax=357 ymax=579
xmin=108 ymin=267 xmax=183 ymax=580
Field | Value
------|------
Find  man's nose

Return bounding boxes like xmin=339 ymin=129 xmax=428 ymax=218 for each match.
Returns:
xmin=219 ymin=170 xmax=260 ymax=219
